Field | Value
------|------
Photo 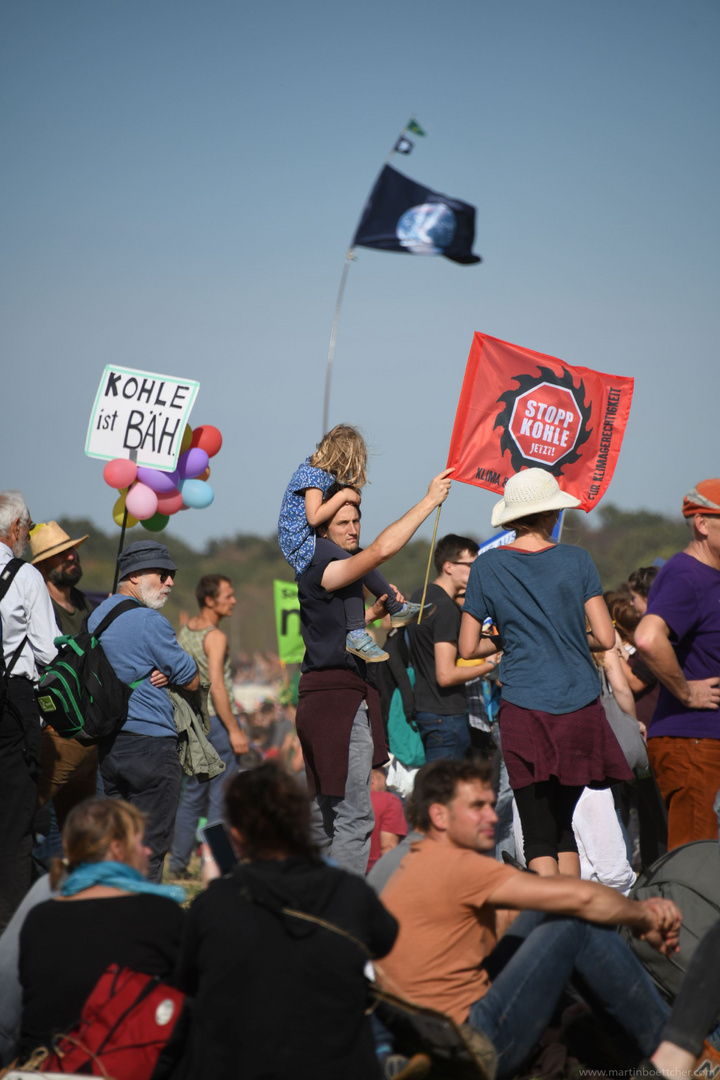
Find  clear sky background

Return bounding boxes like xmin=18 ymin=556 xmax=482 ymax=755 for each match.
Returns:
xmin=3 ymin=0 xmax=718 ymax=553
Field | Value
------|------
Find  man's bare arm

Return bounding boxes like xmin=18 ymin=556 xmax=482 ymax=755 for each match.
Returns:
xmin=205 ymin=629 xmax=249 ymax=755
xmin=459 ymin=611 xmax=502 ymax=660
xmin=485 ymin=870 xmax=682 ymax=956
xmin=636 ymin=613 xmax=720 ymax=710
xmin=435 ymin=641 xmax=496 ymax=687
xmin=183 ymin=668 xmax=200 ymax=692
xmin=321 ymin=470 xmax=453 ymax=593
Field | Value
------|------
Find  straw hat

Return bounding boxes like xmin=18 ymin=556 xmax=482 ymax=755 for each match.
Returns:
xmin=491 ymin=469 xmax=581 ymax=528
xmin=29 ymin=521 xmax=89 ymax=565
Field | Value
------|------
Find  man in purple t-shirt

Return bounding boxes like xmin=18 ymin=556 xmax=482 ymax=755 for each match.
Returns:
xmin=636 ymin=479 xmax=720 ymax=849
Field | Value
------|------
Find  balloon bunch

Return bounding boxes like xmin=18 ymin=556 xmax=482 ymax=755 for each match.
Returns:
xmin=103 ymin=424 xmax=222 ymax=533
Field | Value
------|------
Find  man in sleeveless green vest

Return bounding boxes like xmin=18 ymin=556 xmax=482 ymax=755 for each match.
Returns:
xmin=168 ymin=574 xmax=249 ymax=877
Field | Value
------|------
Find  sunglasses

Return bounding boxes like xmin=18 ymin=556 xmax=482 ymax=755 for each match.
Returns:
xmin=157 ymin=570 xmax=175 ymax=584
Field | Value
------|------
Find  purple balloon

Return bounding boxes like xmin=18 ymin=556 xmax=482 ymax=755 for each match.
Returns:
xmin=178 ymin=447 xmax=210 ymax=480
xmin=136 ymin=466 xmax=180 ymax=493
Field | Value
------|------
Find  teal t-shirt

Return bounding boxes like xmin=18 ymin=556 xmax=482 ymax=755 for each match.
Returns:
xmin=463 ymin=543 xmax=602 ymax=714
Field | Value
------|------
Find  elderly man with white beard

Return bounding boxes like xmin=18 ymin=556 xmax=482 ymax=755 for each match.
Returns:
xmin=88 ymin=540 xmax=198 ymax=882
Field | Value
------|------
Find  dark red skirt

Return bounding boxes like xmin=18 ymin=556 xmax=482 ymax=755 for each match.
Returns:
xmin=499 ymin=697 xmax=633 ymax=790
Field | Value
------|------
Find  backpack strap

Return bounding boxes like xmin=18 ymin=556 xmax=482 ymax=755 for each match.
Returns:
xmin=91 ymin=598 xmax=150 ymax=692
xmin=232 ymin=869 xmax=371 ymax=959
xmin=0 ymin=559 xmax=29 ymax=678
xmin=0 ymin=558 xmax=25 ymax=602
xmin=92 ymin=598 xmax=143 ymax=640
xmin=4 ymin=634 xmax=29 ymax=678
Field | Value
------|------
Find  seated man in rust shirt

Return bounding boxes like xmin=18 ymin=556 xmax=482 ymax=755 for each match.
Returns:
xmin=378 ymin=759 xmax=681 ymax=1078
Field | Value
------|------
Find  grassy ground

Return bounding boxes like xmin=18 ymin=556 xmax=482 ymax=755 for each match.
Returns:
xmin=163 ymin=849 xmax=205 ymax=907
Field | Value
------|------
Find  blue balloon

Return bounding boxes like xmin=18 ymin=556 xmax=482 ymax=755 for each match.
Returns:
xmin=178 ymin=478 xmax=214 ymax=510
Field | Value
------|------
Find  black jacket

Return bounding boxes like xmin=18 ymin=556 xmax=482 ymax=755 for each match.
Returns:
xmin=175 ymin=856 xmax=398 ymax=1080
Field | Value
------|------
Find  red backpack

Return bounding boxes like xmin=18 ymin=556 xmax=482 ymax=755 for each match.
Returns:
xmin=38 ymin=964 xmax=185 ymax=1079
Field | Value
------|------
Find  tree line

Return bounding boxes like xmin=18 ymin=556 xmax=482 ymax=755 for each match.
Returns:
xmin=57 ymin=505 xmax=688 ymax=658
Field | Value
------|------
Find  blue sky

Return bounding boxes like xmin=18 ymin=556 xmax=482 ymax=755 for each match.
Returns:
xmin=2 ymin=0 xmax=718 ymax=553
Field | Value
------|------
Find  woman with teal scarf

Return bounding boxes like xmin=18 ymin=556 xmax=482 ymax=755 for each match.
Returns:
xmin=16 ymin=798 xmax=186 ymax=1062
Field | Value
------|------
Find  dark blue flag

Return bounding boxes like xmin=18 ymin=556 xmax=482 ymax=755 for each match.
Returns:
xmin=352 ymin=164 xmax=481 ymax=265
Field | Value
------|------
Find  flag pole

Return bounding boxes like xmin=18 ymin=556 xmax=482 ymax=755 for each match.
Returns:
xmin=112 ymin=508 xmax=128 ymax=595
xmin=322 ymin=249 xmax=354 ymax=436
xmin=321 ymin=117 xmax=417 ymax=435
xmin=111 ymin=449 xmax=138 ymax=594
xmin=417 ymin=505 xmax=442 ymax=624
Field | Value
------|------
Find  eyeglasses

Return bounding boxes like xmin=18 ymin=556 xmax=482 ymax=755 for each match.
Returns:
xmin=450 ymin=560 xmax=476 ymax=567
xmin=157 ymin=570 xmax=175 ymax=584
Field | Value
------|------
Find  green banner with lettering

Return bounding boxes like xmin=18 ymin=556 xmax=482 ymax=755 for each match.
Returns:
xmin=273 ymin=580 xmax=305 ymax=664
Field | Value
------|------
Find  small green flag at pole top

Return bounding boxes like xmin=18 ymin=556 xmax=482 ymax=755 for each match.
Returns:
xmin=407 ymin=118 xmax=426 ymax=136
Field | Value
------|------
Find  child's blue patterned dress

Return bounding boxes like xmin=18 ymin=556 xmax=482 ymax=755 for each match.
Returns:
xmin=278 ymin=458 xmax=335 ymax=576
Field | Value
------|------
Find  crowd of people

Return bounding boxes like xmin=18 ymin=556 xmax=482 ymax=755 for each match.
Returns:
xmin=0 ymin=452 xmax=719 ymax=1079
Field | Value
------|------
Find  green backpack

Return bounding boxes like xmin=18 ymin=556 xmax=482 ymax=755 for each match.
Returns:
xmin=36 ymin=599 xmax=144 ymax=745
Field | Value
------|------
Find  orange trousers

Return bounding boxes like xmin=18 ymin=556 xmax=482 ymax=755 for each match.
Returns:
xmin=647 ymin=736 xmax=720 ymax=850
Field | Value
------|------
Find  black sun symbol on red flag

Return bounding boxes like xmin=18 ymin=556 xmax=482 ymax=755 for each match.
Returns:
xmin=494 ymin=365 xmax=593 ymax=477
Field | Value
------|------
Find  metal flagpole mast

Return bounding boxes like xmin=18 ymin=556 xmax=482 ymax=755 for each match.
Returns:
xmin=321 ymin=117 xmax=419 ymax=436
xmin=111 ymin=449 xmax=138 ymax=594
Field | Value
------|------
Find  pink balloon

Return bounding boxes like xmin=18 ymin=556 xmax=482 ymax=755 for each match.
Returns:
xmin=136 ymin=466 xmax=179 ymax=493
xmin=103 ymin=459 xmax=138 ymax=489
xmin=178 ymin=447 xmax=209 ymax=480
xmin=156 ymin=488 xmax=184 ymax=515
xmin=190 ymin=424 xmax=223 ymax=458
xmin=125 ymin=482 xmax=159 ymax=521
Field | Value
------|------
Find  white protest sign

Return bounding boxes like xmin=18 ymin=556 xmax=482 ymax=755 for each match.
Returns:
xmin=85 ymin=366 xmax=200 ymax=471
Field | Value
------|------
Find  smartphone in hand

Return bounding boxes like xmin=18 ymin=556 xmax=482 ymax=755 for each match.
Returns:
xmin=200 ymin=821 xmax=238 ymax=876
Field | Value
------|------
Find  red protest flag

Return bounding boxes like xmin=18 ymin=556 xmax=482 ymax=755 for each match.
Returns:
xmin=447 ymin=333 xmax=633 ymax=512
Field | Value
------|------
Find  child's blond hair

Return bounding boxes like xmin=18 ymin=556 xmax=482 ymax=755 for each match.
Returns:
xmin=309 ymin=424 xmax=368 ymax=488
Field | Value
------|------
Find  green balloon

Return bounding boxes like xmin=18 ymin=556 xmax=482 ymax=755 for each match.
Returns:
xmin=141 ymin=512 xmax=170 ymax=533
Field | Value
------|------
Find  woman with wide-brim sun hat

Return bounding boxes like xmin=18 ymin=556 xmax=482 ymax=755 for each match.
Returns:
xmin=458 ymin=468 xmax=632 ymax=878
